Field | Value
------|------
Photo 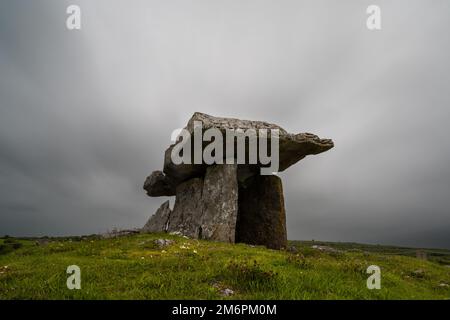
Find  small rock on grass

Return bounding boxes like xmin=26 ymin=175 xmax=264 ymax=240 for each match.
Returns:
xmin=212 ymin=282 xmax=235 ymax=297
xmin=288 ymin=246 xmax=298 ymax=253
xmin=154 ymin=239 xmax=174 ymax=248
xmin=311 ymin=245 xmax=341 ymax=254
xmin=220 ymin=288 xmax=234 ymax=297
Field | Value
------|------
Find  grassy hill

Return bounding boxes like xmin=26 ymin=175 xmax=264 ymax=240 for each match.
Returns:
xmin=0 ymin=233 xmax=449 ymax=299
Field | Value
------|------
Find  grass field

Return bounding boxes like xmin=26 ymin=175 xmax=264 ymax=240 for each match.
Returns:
xmin=0 ymin=233 xmax=449 ymax=299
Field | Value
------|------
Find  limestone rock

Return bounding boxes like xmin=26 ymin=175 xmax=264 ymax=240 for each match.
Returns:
xmin=200 ymin=164 xmax=238 ymax=243
xmin=236 ymin=175 xmax=287 ymax=249
xmin=143 ymin=171 xmax=176 ymax=197
xmin=163 ymin=112 xmax=333 ymax=185
xmin=142 ymin=200 xmax=171 ymax=233
xmin=104 ymin=229 xmax=140 ymax=238
xmin=154 ymin=239 xmax=174 ymax=248
xmin=163 ymin=146 xmax=206 ymax=185
xmin=167 ymin=178 xmax=204 ymax=238
xmin=311 ymin=245 xmax=342 ymax=254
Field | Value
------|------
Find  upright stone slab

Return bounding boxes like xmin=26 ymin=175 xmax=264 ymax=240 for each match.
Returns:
xmin=142 ymin=200 xmax=171 ymax=233
xmin=168 ymin=177 xmax=204 ymax=238
xmin=200 ymin=164 xmax=238 ymax=243
xmin=236 ymin=175 xmax=287 ymax=249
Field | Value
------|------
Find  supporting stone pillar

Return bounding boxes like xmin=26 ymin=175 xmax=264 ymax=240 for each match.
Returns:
xmin=236 ymin=175 xmax=287 ymax=249
xmin=200 ymin=164 xmax=239 ymax=243
xmin=146 ymin=164 xmax=287 ymax=249
xmin=168 ymin=177 xmax=204 ymax=238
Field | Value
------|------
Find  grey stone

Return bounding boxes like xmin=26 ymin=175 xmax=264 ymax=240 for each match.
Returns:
xmin=103 ymin=228 xmax=140 ymax=238
xmin=200 ymin=164 xmax=238 ymax=243
xmin=142 ymin=200 xmax=171 ymax=233
xmin=288 ymin=246 xmax=299 ymax=253
xmin=168 ymin=178 xmax=204 ymax=238
xmin=154 ymin=239 xmax=174 ymax=248
xmin=143 ymin=171 xmax=176 ymax=197
xmin=236 ymin=175 xmax=287 ymax=249
xmin=163 ymin=112 xmax=333 ymax=185
xmin=220 ymin=288 xmax=234 ymax=297
xmin=311 ymin=245 xmax=342 ymax=254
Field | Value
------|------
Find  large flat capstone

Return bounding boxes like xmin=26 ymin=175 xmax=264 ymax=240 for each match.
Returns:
xmin=144 ymin=112 xmax=333 ymax=196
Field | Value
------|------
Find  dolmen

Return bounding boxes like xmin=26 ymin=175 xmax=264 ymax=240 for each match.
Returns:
xmin=142 ymin=112 xmax=333 ymax=249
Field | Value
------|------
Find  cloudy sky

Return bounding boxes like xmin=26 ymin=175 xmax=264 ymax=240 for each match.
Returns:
xmin=1 ymin=0 xmax=449 ymax=248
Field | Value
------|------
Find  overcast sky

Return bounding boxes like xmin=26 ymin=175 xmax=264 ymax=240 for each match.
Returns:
xmin=1 ymin=0 xmax=449 ymax=248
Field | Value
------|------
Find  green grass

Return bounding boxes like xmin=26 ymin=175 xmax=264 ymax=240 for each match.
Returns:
xmin=0 ymin=233 xmax=449 ymax=299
